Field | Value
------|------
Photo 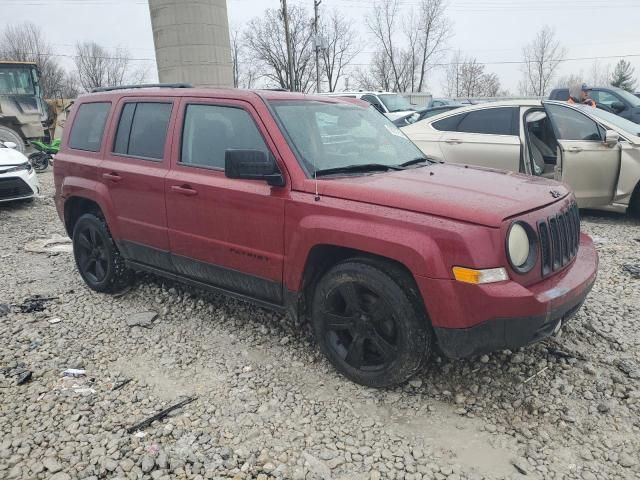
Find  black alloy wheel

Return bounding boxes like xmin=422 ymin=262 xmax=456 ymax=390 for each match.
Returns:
xmin=72 ymin=213 xmax=133 ymax=293
xmin=322 ymin=281 xmax=399 ymax=372
xmin=312 ymin=259 xmax=432 ymax=387
xmin=75 ymin=223 xmax=109 ymax=284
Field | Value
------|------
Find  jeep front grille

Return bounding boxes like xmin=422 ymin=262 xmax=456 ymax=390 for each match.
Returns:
xmin=537 ymin=202 xmax=580 ymax=277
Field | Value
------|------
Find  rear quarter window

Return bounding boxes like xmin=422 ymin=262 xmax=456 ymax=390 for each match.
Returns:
xmin=68 ymin=102 xmax=111 ymax=152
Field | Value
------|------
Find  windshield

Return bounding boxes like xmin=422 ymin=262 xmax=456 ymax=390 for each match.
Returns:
xmin=614 ymin=88 xmax=640 ymax=107
xmin=271 ymin=101 xmax=426 ymax=175
xmin=0 ymin=65 xmax=36 ymax=95
xmin=579 ymin=105 xmax=640 ymax=136
xmin=378 ymin=94 xmax=413 ymax=113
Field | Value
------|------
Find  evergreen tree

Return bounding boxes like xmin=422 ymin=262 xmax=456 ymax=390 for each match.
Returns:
xmin=610 ymin=60 xmax=637 ymax=92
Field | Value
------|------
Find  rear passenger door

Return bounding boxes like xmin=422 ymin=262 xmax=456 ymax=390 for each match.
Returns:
xmin=100 ymin=99 xmax=175 ymax=269
xmin=165 ymin=98 xmax=286 ymax=304
xmin=438 ymin=107 xmax=521 ymax=172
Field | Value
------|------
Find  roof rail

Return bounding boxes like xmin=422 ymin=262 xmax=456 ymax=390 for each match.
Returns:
xmin=91 ymin=83 xmax=192 ymax=93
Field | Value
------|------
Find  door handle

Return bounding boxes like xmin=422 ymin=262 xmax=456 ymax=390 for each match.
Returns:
xmin=171 ymin=185 xmax=198 ymax=196
xmin=567 ymin=147 xmax=582 ymax=153
xmin=445 ymin=139 xmax=462 ymax=144
xmin=102 ymin=172 xmax=122 ymax=182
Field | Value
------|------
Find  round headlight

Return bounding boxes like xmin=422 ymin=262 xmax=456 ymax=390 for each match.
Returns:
xmin=506 ymin=221 xmax=537 ymax=274
xmin=508 ymin=223 xmax=530 ymax=267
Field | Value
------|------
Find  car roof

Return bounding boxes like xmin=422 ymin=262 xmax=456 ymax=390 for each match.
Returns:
xmin=75 ymin=87 xmax=370 ymax=107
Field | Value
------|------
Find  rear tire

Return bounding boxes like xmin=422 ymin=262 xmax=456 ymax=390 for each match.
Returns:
xmin=0 ymin=126 xmax=24 ymax=154
xmin=28 ymin=152 xmax=50 ymax=172
xmin=629 ymin=183 xmax=640 ymax=218
xmin=311 ymin=259 xmax=432 ymax=388
xmin=72 ymin=213 xmax=134 ymax=293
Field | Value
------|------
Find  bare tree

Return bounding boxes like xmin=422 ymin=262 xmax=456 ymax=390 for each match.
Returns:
xmin=588 ymin=60 xmax=611 ymax=86
xmin=231 ymin=27 xmax=260 ymax=89
xmin=443 ymin=52 xmax=500 ymax=97
xmin=366 ymin=0 xmax=406 ymax=91
xmin=414 ymin=0 xmax=450 ymax=92
xmin=231 ymin=28 xmax=241 ymax=88
xmin=521 ymin=26 xmax=566 ymax=96
xmin=354 ymin=50 xmax=393 ymax=91
xmin=320 ymin=9 xmax=360 ymax=92
xmin=74 ymin=42 xmax=137 ymax=92
xmin=244 ymin=5 xmax=315 ymax=92
xmin=366 ymin=0 xmax=449 ymax=92
xmin=0 ymin=22 xmax=68 ymax=98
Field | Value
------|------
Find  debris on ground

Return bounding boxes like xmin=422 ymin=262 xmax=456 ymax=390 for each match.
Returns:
xmin=111 ymin=378 xmax=132 ymax=391
xmin=16 ymin=295 xmax=58 ymax=313
xmin=48 ymin=317 xmax=62 ymax=324
xmin=62 ymin=368 xmax=86 ymax=377
xmin=24 ymin=234 xmax=72 ymax=254
xmin=126 ymin=311 xmax=157 ymax=328
xmin=0 ymin=303 xmax=9 ymax=317
xmin=126 ymin=397 xmax=196 ymax=433
xmin=622 ymin=263 xmax=640 ymax=278
xmin=615 ymin=358 xmax=640 ymax=379
xmin=16 ymin=370 xmax=32 ymax=385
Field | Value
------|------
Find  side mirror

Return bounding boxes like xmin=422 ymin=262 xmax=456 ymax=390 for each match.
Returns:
xmin=610 ymin=101 xmax=625 ymax=113
xmin=225 ymin=149 xmax=285 ymax=187
xmin=604 ymin=130 xmax=620 ymax=147
xmin=3 ymin=141 xmax=17 ymax=149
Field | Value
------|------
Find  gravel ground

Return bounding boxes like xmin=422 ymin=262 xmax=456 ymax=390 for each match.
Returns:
xmin=1 ymin=171 xmax=639 ymax=480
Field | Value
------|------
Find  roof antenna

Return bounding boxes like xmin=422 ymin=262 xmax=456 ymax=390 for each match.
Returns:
xmin=313 ymin=154 xmax=320 ymax=201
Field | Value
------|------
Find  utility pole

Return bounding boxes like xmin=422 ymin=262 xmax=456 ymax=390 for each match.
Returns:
xmin=281 ymin=0 xmax=295 ymax=91
xmin=313 ymin=0 xmax=322 ymax=93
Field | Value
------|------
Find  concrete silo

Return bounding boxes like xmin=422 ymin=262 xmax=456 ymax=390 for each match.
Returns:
xmin=148 ymin=0 xmax=233 ymax=87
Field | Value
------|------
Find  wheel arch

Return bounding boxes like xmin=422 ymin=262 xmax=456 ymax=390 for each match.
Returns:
xmin=289 ymin=244 xmax=431 ymax=326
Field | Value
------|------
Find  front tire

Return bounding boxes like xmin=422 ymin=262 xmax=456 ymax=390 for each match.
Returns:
xmin=0 ymin=126 xmax=24 ymax=154
xmin=72 ymin=213 xmax=133 ymax=293
xmin=28 ymin=152 xmax=50 ymax=172
xmin=311 ymin=259 xmax=432 ymax=388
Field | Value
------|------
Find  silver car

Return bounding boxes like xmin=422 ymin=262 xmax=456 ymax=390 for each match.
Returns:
xmin=403 ymin=100 xmax=640 ymax=214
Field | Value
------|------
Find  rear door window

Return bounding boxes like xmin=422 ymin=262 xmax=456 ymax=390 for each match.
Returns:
xmin=113 ymin=102 xmax=172 ymax=160
xmin=180 ymin=104 xmax=269 ymax=169
xmin=432 ymin=113 xmax=464 ymax=131
xmin=68 ymin=102 xmax=111 ymax=152
xmin=456 ymin=107 xmax=517 ymax=135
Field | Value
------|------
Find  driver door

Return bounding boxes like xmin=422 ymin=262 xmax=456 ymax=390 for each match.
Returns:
xmin=543 ymin=102 xmax=621 ymax=208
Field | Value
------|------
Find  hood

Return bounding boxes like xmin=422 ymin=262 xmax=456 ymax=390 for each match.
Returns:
xmin=385 ymin=110 xmax=416 ymax=120
xmin=0 ymin=147 xmax=29 ymax=167
xmin=316 ymin=163 xmax=570 ymax=227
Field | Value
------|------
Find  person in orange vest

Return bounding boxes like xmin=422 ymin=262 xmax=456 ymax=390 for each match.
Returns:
xmin=568 ymin=83 xmax=596 ymax=107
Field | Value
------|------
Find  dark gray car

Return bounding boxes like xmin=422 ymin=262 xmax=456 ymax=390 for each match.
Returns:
xmin=549 ymin=86 xmax=640 ymax=124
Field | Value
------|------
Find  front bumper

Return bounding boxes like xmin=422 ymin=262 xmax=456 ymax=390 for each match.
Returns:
xmin=0 ymin=169 xmax=39 ymax=203
xmin=417 ymin=233 xmax=598 ymax=358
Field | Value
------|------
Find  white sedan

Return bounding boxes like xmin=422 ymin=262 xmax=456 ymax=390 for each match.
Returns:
xmin=402 ymin=100 xmax=640 ymax=214
xmin=0 ymin=141 xmax=39 ymax=203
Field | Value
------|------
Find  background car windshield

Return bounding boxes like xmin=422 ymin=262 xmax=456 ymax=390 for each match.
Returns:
xmin=0 ymin=66 xmax=35 ymax=95
xmin=378 ymin=94 xmax=413 ymax=112
xmin=271 ymin=101 xmax=425 ymax=174
xmin=581 ymin=105 xmax=640 ymax=136
xmin=614 ymin=88 xmax=640 ymax=107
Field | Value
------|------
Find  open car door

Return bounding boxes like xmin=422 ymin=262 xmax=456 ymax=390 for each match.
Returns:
xmin=543 ymin=102 xmax=621 ymax=208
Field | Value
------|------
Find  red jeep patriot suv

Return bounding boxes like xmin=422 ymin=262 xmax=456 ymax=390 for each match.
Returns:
xmin=54 ymin=85 xmax=598 ymax=387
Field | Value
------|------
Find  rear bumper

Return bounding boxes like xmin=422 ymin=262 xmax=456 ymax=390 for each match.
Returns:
xmin=417 ymin=233 xmax=598 ymax=358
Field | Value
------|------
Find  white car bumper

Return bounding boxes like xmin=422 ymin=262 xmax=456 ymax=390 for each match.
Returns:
xmin=0 ymin=166 xmax=39 ymax=203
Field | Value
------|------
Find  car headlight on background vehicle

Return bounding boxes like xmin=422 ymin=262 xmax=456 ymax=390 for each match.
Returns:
xmin=2 ymin=162 xmax=32 ymax=174
xmin=507 ymin=221 xmax=537 ymax=273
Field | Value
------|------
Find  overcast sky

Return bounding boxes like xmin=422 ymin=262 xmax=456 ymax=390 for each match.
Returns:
xmin=2 ymin=0 xmax=639 ymax=95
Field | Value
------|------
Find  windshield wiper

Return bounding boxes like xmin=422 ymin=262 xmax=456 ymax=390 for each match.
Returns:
xmin=398 ymin=157 xmax=433 ymax=168
xmin=315 ymin=163 xmax=404 ymax=177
